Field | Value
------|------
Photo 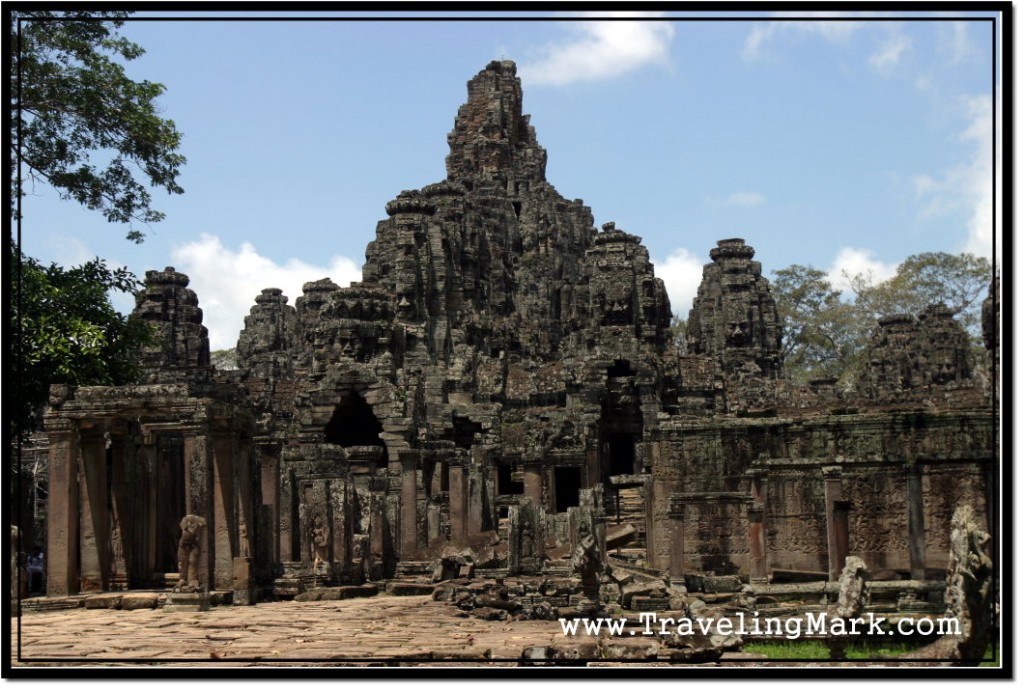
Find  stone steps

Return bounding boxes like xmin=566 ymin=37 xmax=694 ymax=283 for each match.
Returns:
xmin=395 ymin=561 xmax=433 ymax=578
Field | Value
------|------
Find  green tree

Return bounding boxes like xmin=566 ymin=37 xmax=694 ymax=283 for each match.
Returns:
xmin=9 ymin=12 xmax=184 ymax=437
xmin=11 ymin=10 xmax=185 ymax=240
xmin=845 ymin=252 xmax=992 ymax=338
xmin=12 ymin=251 xmax=150 ymax=437
xmin=668 ymin=314 xmax=687 ymax=354
xmin=771 ymin=265 xmax=869 ymax=385
xmin=772 ymin=252 xmax=993 ymax=388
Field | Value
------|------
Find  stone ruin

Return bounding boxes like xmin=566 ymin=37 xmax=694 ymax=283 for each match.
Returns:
xmin=25 ymin=61 xmax=996 ymax=655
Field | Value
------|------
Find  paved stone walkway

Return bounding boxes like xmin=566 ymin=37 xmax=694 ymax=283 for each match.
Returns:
xmin=10 ymin=595 xmax=594 ymax=667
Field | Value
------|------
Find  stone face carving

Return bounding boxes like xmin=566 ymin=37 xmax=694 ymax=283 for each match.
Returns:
xmin=686 ymin=239 xmax=782 ymax=378
xmin=858 ymin=305 xmax=975 ymax=400
xmin=686 ymin=239 xmax=782 ymax=412
xmin=174 ymin=515 xmax=207 ymax=593
xmin=134 ymin=267 xmax=211 ymax=383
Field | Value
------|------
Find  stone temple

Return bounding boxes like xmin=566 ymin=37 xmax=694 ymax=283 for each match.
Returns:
xmin=27 ymin=61 xmax=996 ymax=613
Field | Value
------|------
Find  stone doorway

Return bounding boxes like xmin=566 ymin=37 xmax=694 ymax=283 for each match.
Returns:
xmin=324 ymin=392 xmax=385 ymax=449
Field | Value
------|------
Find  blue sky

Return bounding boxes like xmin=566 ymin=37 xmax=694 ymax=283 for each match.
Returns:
xmin=17 ymin=10 xmax=1001 ymax=350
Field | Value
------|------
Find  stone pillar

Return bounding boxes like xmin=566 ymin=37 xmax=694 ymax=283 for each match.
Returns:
xmin=212 ymin=434 xmax=237 ymax=590
xmin=467 ymin=465 xmax=484 ymax=535
xmin=183 ymin=432 xmax=212 ymax=589
xmin=748 ymin=506 xmax=767 ymax=583
xmin=748 ymin=472 xmax=768 ymax=582
xmin=235 ymin=438 xmax=254 ymax=560
xmin=823 ymin=466 xmax=845 ymax=580
xmin=78 ymin=430 xmax=109 ymax=592
xmin=399 ymin=451 xmax=420 ymax=557
xmin=141 ymin=434 xmax=159 ymax=578
xmin=668 ymin=509 xmax=686 ymax=579
xmin=523 ymin=462 xmax=543 ymax=507
xmin=45 ymin=420 xmax=80 ymax=596
xmin=258 ymin=444 xmax=281 ymax=563
xmin=906 ymin=463 xmax=926 ymax=580
xmin=108 ymin=435 xmax=130 ymax=586
xmin=585 ymin=444 xmax=600 ymax=492
xmin=448 ymin=460 xmax=467 ymax=541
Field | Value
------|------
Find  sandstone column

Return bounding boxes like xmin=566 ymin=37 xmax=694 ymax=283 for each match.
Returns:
xmin=140 ymin=433 xmax=158 ymax=577
xmin=448 ymin=459 xmax=467 ymax=541
xmin=78 ymin=429 xmax=109 ymax=592
xmin=45 ymin=420 xmax=80 ymax=596
xmin=257 ymin=443 xmax=281 ymax=563
xmin=523 ymin=461 xmax=543 ymax=508
xmin=399 ymin=451 xmax=420 ymax=557
xmin=668 ymin=509 xmax=686 ymax=579
xmin=212 ymin=434 xmax=237 ymax=590
xmin=183 ymin=431 xmax=212 ymax=589
xmin=748 ymin=472 xmax=768 ymax=582
xmin=906 ymin=463 xmax=926 ymax=580
xmin=823 ymin=466 xmax=846 ymax=580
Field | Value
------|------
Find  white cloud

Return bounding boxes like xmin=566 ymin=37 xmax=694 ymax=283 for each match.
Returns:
xmin=827 ymin=247 xmax=899 ymax=296
xmin=43 ymin=233 xmax=95 ymax=268
xmin=653 ymin=247 xmax=705 ymax=317
xmin=941 ymin=21 xmax=975 ymax=65
xmin=171 ymin=233 xmax=362 ymax=350
xmin=704 ymin=191 xmax=767 ymax=207
xmin=742 ymin=13 xmax=867 ymax=60
xmin=726 ymin=191 xmax=766 ymax=207
xmin=519 ymin=13 xmax=675 ymax=86
xmin=912 ymin=94 xmax=994 ymax=259
xmin=869 ymin=33 xmax=912 ymax=73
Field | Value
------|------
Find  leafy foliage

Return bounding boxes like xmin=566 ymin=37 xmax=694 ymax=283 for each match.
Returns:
xmin=11 ymin=11 xmax=185 ymax=240
xmin=772 ymin=252 xmax=992 ymax=387
xmin=844 ymin=252 xmax=992 ymax=337
xmin=11 ymin=250 xmax=151 ymax=437
xmin=668 ymin=314 xmax=687 ymax=354
xmin=771 ymin=265 xmax=869 ymax=385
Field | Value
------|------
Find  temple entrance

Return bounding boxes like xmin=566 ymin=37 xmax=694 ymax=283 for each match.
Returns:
xmin=154 ymin=436 xmax=186 ymax=575
xmin=325 ymin=391 xmax=385 ymax=449
xmin=600 ymin=359 xmax=643 ymax=484
xmin=554 ymin=467 xmax=582 ymax=513
xmin=607 ymin=433 xmax=636 ymax=477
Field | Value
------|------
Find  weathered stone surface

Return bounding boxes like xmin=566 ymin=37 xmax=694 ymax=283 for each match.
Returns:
xmin=83 ymin=593 xmax=122 ymax=610
xmin=858 ymin=305 xmax=976 ymax=402
xmin=686 ymin=239 xmax=782 ymax=413
xmin=902 ymin=505 xmax=994 ymax=664
xmin=163 ymin=591 xmax=210 ymax=613
xmin=121 ymin=593 xmax=160 ymax=610
xmin=29 ymin=60 xmax=995 ymax=653
xmin=134 ymin=267 xmax=211 ymax=383
xmin=385 ymin=582 xmax=436 ymax=597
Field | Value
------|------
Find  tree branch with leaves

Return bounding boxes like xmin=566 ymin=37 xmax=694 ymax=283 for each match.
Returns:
xmin=10 ymin=10 xmax=185 ymax=241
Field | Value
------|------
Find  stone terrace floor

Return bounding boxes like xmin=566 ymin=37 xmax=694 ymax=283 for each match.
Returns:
xmin=11 ymin=593 xmax=936 ymax=670
xmin=11 ymin=594 xmax=598 ymax=668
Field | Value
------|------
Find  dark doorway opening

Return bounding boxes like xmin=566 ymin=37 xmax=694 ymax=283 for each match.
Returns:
xmin=608 ymin=433 xmax=636 ymax=477
xmin=607 ymin=359 xmax=635 ymax=378
xmin=497 ymin=464 xmax=523 ymax=495
xmin=156 ymin=437 xmax=185 ymax=573
xmin=554 ymin=467 xmax=582 ymax=513
xmin=325 ymin=392 xmax=385 ymax=448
